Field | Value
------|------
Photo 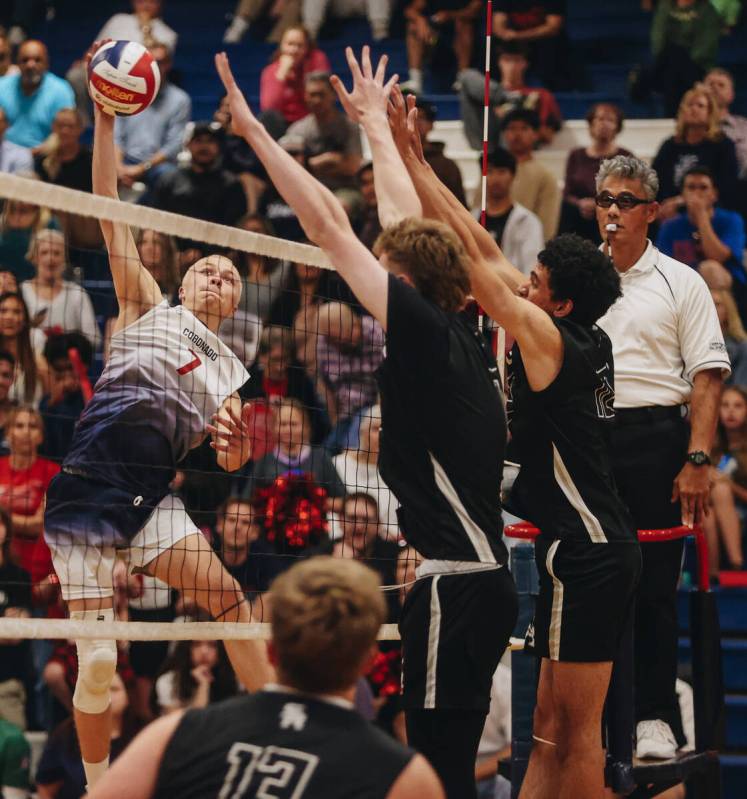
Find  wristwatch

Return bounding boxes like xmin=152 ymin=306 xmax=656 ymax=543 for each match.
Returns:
xmin=687 ymin=451 xmax=711 ymax=467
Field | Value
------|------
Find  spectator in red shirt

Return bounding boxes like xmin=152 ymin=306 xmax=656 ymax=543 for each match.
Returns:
xmin=0 ymin=406 xmax=59 ymax=575
xmin=260 ymin=26 xmax=330 ymax=126
xmin=460 ymin=42 xmax=562 ymax=151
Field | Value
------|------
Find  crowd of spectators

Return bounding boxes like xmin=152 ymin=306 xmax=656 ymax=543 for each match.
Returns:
xmin=0 ymin=0 xmax=743 ymax=794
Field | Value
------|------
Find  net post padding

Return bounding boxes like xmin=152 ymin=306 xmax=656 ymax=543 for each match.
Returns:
xmin=0 ymin=172 xmax=332 ymax=269
xmin=504 ymin=523 xmax=710 ymax=591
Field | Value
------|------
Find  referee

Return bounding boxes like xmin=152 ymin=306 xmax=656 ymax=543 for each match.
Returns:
xmin=217 ymin=49 xmax=518 ymax=798
xmin=595 ymin=155 xmax=729 ymax=759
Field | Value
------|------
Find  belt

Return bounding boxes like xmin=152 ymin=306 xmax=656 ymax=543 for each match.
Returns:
xmin=614 ymin=404 xmax=688 ymax=426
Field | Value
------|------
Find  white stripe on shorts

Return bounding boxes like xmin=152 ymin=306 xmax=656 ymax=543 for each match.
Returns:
xmin=546 ymin=540 xmax=563 ymax=661
xmin=424 ymin=575 xmax=442 ymax=709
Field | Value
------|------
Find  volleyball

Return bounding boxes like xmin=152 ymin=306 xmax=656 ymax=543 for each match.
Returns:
xmin=87 ymin=40 xmax=161 ymax=116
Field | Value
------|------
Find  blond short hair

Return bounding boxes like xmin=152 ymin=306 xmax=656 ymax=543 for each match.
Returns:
xmin=270 ymin=556 xmax=386 ymax=693
xmin=375 ymin=217 xmax=471 ymax=313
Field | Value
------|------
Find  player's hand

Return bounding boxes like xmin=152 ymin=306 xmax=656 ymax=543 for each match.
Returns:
xmin=672 ymin=462 xmax=712 ymax=528
xmin=191 ymin=664 xmax=214 ymax=685
xmin=87 ymin=39 xmax=115 ymax=118
xmin=207 ymin=401 xmax=253 ymax=463
xmin=330 ymin=46 xmax=398 ymax=125
xmin=215 ymin=52 xmax=259 ymax=140
xmin=387 ymin=85 xmax=426 ymax=164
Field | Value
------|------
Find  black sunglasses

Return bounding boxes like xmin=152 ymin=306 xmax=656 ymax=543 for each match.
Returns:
xmin=595 ymin=191 xmax=653 ymax=211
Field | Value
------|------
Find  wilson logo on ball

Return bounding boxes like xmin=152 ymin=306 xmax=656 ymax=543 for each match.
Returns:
xmin=88 ymin=40 xmax=161 ymax=116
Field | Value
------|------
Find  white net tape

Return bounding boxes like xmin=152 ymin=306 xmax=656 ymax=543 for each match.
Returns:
xmin=0 ymin=172 xmax=332 ymax=269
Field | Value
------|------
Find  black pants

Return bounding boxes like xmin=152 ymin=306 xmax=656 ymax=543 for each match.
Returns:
xmin=406 ymin=709 xmax=487 ymax=799
xmin=611 ymin=411 xmax=689 ymax=745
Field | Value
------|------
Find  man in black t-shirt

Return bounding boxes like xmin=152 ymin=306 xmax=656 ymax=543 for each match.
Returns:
xmin=392 ymin=94 xmax=640 ymax=798
xmin=492 ymin=1 xmax=573 ymax=90
xmin=88 ymin=558 xmax=443 ymax=799
xmin=216 ymin=49 xmax=518 ymax=799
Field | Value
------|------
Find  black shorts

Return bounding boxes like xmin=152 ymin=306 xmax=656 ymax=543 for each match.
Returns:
xmin=526 ymin=537 xmax=641 ymax=662
xmin=399 ymin=566 xmax=518 ymax=711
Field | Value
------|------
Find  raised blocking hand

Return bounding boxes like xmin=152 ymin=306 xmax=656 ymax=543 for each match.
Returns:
xmin=330 ymin=45 xmax=398 ymax=124
xmin=387 ymin=84 xmax=426 ymax=165
xmin=215 ymin=52 xmax=259 ymax=140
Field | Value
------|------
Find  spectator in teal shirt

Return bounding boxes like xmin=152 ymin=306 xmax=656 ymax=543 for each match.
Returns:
xmin=0 ymin=41 xmax=75 ymax=149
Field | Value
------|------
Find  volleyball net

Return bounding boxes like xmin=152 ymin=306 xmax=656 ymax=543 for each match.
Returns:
xmin=0 ymin=172 xmax=425 ymax=644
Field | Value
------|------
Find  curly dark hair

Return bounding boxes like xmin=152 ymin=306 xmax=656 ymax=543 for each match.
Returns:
xmin=538 ymin=234 xmax=621 ymax=327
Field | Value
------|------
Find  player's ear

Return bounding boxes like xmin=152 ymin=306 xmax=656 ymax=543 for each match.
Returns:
xmin=266 ymin=641 xmax=279 ymax=668
xmin=359 ymin=644 xmax=380 ymax=677
xmin=552 ymin=298 xmax=573 ymax=319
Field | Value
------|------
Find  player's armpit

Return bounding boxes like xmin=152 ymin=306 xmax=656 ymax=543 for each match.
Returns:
xmin=85 ymin=711 xmax=184 ymax=799
xmin=387 ymin=754 xmax=445 ymax=799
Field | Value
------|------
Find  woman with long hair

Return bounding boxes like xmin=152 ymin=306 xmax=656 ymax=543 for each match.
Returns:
xmin=652 ymin=86 xmax=739 ymax=219
xmin=0 ymin=291 xmax=46 ymax=406
xmin=706 ymin=385 xmax=747 ymax=575
xmin=233 ymin=213 xmax=290 ymax=323
xmin=21 ymin=228 xmax=101 ymax=350
xmin=259 ymin=25 xmax=330 ymax=125
xmin=154 ymin=640 xmax=238 ymax=714
xmin=134 ymin=228 xmax=180 ymax=301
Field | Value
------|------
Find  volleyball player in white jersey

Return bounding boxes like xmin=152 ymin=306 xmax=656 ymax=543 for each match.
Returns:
xmin=43 ymin=53 xmax=274 ymax=790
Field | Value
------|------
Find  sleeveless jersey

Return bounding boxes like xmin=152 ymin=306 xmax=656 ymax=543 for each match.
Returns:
xmin=377 ymin=275 xmax=509 ymax=565
xmin=507 ymin=318 xmax=636 ymax=543
xmin=64 ymin=302 xmax=248 ymax=496
xmin=154 ymin=689 xmax=414 ymax=799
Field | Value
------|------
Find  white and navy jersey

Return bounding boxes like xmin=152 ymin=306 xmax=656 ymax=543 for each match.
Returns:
xmin=507 ymin=318 xmax=636 ymax=544
xmin=64 ymin=302 xmax=248 ymax=496
xmin=153 ymin=689 xmax=414 ymax=799
xmin=376 ymin=275 xmax=508 ymax=565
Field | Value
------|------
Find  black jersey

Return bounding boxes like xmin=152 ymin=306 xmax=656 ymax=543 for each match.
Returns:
xmin=507 ymin=318 xmax=636 ymax=543
xmin=376 ymin=274 xmax=508 ymax=564
xmin=153 ymin=689 xmax=414 ymax=799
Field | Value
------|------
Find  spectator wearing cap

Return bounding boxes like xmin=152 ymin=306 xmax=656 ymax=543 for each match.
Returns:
xmin=460 ymin=42 xmax=562 ymax=151
xmin=0 ymin=40 xmax=75 ymax=150
xmin=115 ymin=42 xmax=191 ymax=200
xmin=560 ymin=102 xmax=633 ymax=243
xmin=414 ymin=97 xmax=466 ymax=207
xmin=151 ymin=121 xmax=248 ymax=265
xmin=0 ymin=107 xmax=32 ymax=174
xmin=476 ymin=147 xmax=544 ymax=275
xmin=280 ymin=72 xmax=362 ymax=211
xmin=656 ymin=165 xmax=746 ymax=305
xmin=501 ymin=107 xmax=560 ymax=240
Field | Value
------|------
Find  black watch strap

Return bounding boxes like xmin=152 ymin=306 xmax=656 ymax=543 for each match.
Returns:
xmin=687 ymin=450 xmax=711 ymax=467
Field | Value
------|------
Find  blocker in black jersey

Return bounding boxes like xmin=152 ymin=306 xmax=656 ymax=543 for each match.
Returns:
xmin=376 ymin=274 xmax=517 ymax=714
xmin=377 ymin=273 xmax=508 ymax=566
xmin=507 ymin=317 xmax=641 ymax=662
xmin=153 ymin=689 xmax=414 ymax=799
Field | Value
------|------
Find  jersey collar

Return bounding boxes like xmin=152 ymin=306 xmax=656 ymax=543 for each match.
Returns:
xmin=263 ymin=683 xmax=355 ymax=711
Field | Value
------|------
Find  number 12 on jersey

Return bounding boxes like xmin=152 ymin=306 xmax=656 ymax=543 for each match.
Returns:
xmin=218 ymin=743 xmax=319 ymax=799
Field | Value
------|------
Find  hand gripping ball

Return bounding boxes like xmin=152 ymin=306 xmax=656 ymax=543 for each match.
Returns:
xmin=88 ymin=40 xmax=161 ymax=116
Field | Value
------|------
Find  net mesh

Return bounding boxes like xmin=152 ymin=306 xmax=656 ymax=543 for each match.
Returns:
xmin=0 ymin=173 xmax=409 ymax=645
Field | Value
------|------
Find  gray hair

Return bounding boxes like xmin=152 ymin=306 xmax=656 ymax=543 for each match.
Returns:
xmin=595 ymin=155 xmax=659 ymax=201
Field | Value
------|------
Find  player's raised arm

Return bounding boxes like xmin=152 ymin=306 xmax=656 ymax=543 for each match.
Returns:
xmin=330 ymin=46 xmax=421 ymax=226
xmin=89 ymin=43 xmax=162 ymax=328
xmin=388 ymin=90 xmax=563 ymax=389
xmin=389 ymin=88 xmax=525 ymax=293
xmin=215 ymin=52 xmax=389 ymax=328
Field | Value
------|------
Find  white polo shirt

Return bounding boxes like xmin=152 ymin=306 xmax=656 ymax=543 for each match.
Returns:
xmin=597 ymin=241 xmax=731 ymax=409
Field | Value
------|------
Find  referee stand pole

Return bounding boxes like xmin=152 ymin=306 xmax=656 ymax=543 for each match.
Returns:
xmin=505 ymin=524 xmax=724 ymax=799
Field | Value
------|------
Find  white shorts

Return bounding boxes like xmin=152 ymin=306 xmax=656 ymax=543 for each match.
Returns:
xmin=48 ymin=494 xmax=199 ymax=602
